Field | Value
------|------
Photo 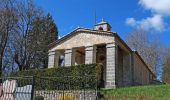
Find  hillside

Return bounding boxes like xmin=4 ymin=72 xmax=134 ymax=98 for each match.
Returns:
xmin=100 ymin=84 xmax=170 ymax=100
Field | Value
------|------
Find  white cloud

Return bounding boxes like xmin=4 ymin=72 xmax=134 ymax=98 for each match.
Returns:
xmin=126 ymin=18 xmax=136 ymax=26
xmin=140 ymin=14 xmax=164 ymax=31
xmin=126 ymin=15 xmax=164 ymax=32
xmin=139 ymin=0 xmax=170 ymax=16
xmin=126 ymin=0 xmax=170 ymax=32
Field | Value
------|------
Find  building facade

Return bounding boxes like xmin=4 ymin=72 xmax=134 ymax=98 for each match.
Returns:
xmin=48 ymin=20 xmax=156 ymax=89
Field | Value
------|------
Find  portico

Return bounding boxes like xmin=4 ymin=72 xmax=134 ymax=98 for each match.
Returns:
xmin=48 ymin=40 xmax=132 ymax=88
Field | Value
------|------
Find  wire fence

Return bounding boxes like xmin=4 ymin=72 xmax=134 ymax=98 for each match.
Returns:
xmin=0 ymin=76 xmax=98 ymax=100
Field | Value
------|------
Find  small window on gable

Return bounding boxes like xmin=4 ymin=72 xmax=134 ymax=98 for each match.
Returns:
xmin=99 ymin=27 xmax=103 ymax=31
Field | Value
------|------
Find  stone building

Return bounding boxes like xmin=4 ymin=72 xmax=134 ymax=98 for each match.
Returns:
xmin=48 ymin=20 xmax=156 ymax=89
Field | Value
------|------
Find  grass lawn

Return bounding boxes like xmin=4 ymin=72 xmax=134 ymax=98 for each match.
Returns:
xmin=100 ymin=84 xmax=170 ymax=100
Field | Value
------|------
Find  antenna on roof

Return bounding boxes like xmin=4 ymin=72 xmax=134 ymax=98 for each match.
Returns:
xmin=94 ymin=9 xmax=97 ymax=25
xmin=102 ymin=18 xmax=104 ymax=22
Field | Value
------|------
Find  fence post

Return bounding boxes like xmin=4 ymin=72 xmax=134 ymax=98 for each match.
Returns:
xmin=96 ymin=76 xmax=99 ymax=100
xmin=62 ymin=82 xmax=65 ymax=100
xmin=83 ymin=76 xmax=86 ymax=100
xmin=31 ymin=76 xmax=35 ymax=100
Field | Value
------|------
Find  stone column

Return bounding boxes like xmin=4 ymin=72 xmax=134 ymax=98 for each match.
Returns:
xmin=54 ymin=51 xmax=60 ymax=67
xmin=93 ymin=46 xmax=97 ymax=63
xmin=64 ymin=49 xmax=72 ymax=66
xmin=48 ymin=51 xmax=55 ymax=68
xmin=106 ymin=43 xmax=117 ymax=88
xmin=85 ymin=46 xmax=96 ymax=64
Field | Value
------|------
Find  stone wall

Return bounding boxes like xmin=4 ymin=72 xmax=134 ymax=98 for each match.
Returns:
xmin=116 ymin=46 xmax=132 ymax=87
xmin=122 ymin=53 xmax=132 ymax=86
xmin=133 ymin=53 xmax=150 ymax=85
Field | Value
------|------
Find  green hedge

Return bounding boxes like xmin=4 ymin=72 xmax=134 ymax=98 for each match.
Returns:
xmin=10 ymin=64 xmax=102 ymax=90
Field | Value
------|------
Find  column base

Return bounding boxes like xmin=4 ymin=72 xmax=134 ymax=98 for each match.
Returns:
xmin=105 ymin=82 xmax=116 ymax=89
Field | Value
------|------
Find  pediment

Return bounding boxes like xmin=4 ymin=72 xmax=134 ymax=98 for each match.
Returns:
xmin=49 ymin=28 xmax=115 ymax=51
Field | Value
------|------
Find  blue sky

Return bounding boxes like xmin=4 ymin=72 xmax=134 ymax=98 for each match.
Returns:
xmin=34 ymin=0 xmax=170 ymax=46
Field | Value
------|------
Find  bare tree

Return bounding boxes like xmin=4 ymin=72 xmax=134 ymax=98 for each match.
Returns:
xmin=0 ymin=0 xmax=58 ymax=74
xmin=13 ymin=0 xmax=58 ymax=70
xmin=0 ymin=0 xmax=17 ymax=76
xmin=126 ymin=28 xmax=164 ymax=77
xmin=12 ymin=0 xmax=44 ymax=71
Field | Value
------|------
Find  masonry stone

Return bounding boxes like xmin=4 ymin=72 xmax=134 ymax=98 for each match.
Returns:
xmin=50 ymin=32 xmax=115 ymax=51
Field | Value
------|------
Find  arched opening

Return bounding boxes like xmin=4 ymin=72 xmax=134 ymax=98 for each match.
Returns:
xmin=72 ymin=47 xmax=85 ymax=65
xmin=99 ymin=27 xmax=103 ymax=31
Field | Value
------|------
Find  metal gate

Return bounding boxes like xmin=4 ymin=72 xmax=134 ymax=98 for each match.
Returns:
xmin=0 ymin=76 xmax=34 ymax=100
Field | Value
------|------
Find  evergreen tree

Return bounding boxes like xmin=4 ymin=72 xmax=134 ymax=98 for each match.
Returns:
xmin=28 ymin=13 xmax=58 ymax=68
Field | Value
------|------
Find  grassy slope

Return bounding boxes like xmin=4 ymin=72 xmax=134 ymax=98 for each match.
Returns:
xmin=100 ymin=84 xmax=170 ymax=100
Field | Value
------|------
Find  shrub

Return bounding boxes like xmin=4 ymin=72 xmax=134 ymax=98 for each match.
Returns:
xmin=10 ymin=64 xmax=102 ymax=90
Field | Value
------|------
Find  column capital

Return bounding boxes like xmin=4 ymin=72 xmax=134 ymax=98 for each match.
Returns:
xmin=48 ymin=51 xmax=55 ymax=56
xmin=85 ymin=46 xmax=94 ymax=51
xmin=65 ymin=49 xmax=72 ymax=54
xmin=106 ymin=43 xmax=115 ymax=48
xmin=85 ymin=45 xmax=93 ymax=48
